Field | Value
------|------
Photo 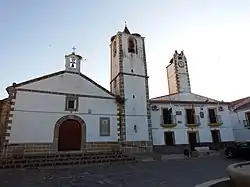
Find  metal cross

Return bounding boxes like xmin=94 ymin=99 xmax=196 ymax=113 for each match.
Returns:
xmin=72 ymin=46 xmax=76 ymax=53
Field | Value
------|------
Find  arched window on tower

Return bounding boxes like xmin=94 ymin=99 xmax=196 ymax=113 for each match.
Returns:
xmin=113 ymin=41 xmax=117 ymax=57
xmin=128 ymin=37 xmax=137 ymax=54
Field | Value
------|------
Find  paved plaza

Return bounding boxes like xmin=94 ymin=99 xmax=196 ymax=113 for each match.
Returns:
xmin=0 ymin=155 xmax=238 ymax=187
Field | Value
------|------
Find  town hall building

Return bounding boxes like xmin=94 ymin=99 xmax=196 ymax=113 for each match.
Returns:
xmin=0 ymin=25 xmax=249 ymax=157
xmin=151 ymin=51 xmax=235 ymax=153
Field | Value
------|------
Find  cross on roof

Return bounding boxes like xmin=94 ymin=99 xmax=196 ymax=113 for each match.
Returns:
xmin=72 ymin=46 xmax=76 ymax=53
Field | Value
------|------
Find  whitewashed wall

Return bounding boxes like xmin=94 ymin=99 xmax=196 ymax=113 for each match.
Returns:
xmin=121 ymin=34 xmax=145 ymax=75
xmin=231 ymin=110 xmax=250 ymax=141
xmin=109 ymin=31 xmax=150 ymax=142
xmin=123 ymin=75 xmax=148 ymax=141
xmin=151 ymin=102 xmax=235 ymax=145
xmin=167 ymin=63 xmax=178 ymax=94
xmin=8 ymin=89 xmax=117 ymax=143
xmin=121 ymin=33 xmax=150 ymax=141
xmin=19 ymin=73 xmax=112 ymax=97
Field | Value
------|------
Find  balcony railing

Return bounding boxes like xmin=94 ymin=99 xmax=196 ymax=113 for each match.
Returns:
xmin=243 ymin=120 xmax=250 ymax=128
xmin=208 ymin=115 xmax=223 ymax=127
xmin=185 ymin=115 xmax=201 ymax=127
xmin=160 ymin=115 xmax=177 ymax=128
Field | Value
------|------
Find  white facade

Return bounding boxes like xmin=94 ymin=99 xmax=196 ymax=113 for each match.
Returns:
xmin=230 ymin=109 xmax=250 ymax=142
xmin=4 ymin=25 xmax=249 ymax=154
xmin=167 ymin=51 xmax=191 ymax=94
xmin=152 ymin=50 xmax=236 ymax=148
xmin=7 ymin=71 xmax=118 ymax=143
xmin=6 ymin=26 xmax=151 ymax=148
xmin=110 ymin=28 xmax=150 ymax=142
xmin=151 ymin=93 xmax=235 ymax=146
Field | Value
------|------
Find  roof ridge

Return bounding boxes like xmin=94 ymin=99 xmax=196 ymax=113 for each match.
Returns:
xmin=150 ymin=93 xmax=178 ymax=100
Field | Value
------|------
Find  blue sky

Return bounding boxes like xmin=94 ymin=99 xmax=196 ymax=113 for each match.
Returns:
xmin=1 ymin=0 xmax=250 ymax=101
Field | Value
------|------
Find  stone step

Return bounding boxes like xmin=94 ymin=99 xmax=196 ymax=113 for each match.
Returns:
xmin=0 ymin=151 xmax=136 ymax=169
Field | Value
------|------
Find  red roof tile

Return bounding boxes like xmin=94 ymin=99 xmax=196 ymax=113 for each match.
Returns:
xmin=230 ymin=96 xmax=250 ymax=108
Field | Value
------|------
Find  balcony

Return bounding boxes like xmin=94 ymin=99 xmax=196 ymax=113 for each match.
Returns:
xmin=160 ymin=115 xmax=177 ymax=128
xmin=243 ymin=120 xmax=250 ymax=128
xmin=208 ymin=115 xmax=223 ymax=127
xmin=185 ymin=115 xmax=201 ymax=128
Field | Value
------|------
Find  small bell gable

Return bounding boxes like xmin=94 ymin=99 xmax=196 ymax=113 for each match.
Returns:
xmin=65 ymin=46 xmax=82 ymax=73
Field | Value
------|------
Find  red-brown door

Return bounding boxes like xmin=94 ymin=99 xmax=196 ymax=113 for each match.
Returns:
xmin=58 ymin=119 xmax=82 ymax=151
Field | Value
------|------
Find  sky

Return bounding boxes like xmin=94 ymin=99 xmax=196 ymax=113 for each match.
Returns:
xmin=1 ymin=0 xmax=250 ymax=101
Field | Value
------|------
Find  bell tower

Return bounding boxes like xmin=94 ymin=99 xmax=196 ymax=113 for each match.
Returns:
xmin=65 ymin=46 xmax=82 ymax=73
xmin=110 ymin=24 xmax=152 ymax=151
xmin=166 ymin=50 xmax=191 ymax=94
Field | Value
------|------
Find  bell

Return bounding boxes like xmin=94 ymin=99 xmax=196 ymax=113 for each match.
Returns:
xmin=71 ymin=62 xmax=75 ymax=67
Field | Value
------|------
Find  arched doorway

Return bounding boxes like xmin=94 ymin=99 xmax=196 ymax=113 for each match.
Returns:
xmin=53 ymin=115 xmax=86 ymax=152
xmin=58 ymin=119 xmax=81 ymax=151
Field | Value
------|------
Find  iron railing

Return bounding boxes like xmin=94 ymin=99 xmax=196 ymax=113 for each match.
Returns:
xmin=209 ymin=115 xmax=222 ymax=124
xmin=160 ymin=115 xmax=177 ymax=124
xmin=243 ymin=120 xmax=250 ymax=127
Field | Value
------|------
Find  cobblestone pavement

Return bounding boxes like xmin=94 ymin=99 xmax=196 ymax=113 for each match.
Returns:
xmin=0 ymin=156 xmax=239 ymax=187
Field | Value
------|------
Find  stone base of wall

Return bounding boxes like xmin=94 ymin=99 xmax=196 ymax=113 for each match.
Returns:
xmin=0 ymin=141 xmax=155 ymax=158
xmin=121 ymin=141 xmax=153 ymax=154
xmin=0 ymin=151 xmax=137 ymax=169
xmin=1 ymin=143 xmax=54 ymax=157
xmin=1 ymin=142 xmax=121 ymax=158
xmin=153 ymin=141 xmax=235 ymax=154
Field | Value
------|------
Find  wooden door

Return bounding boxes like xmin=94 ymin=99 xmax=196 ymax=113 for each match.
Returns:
xmin=58 ymin=119 xmax=81 ymax=151
xmin=188 ymin=132 xmax=197 ymax=151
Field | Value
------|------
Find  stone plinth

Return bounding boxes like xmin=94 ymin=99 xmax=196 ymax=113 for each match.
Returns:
xmin=227 ymin=161 xmax=250 ymax=187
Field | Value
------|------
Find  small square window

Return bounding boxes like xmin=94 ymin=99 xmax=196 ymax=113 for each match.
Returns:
xmin=65 ymin=96 xmax=78 ymax=111
xmin=68 ymin=100 xmax=75 ymax=109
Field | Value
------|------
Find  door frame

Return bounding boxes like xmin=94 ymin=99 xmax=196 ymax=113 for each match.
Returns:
xmin=53 ymin=115 xmax=86 ymax=152
xmin=187 ymin=131 xmax=199 ymax=150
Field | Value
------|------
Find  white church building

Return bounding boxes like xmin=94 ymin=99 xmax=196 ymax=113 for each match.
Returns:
xmin=1 ymin=25 xmax=152 ymax=155
xmin=0 ymin=25 xmax=249 ymax=156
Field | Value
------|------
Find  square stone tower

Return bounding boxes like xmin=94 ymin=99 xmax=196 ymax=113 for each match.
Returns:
xmin=109 ymin=25 xmax=152 ymax=152
xmin=167 ymin=50 xmax=191 ymax=94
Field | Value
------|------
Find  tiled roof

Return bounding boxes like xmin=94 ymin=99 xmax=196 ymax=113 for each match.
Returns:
xmin=151 ymin=93 xmax=220 ymax=102
xmin=236 ymin=102 xmax=250 ymax=111
xmin=230 ymin=96 xmax=250 ymax=107
xmin=150 ymin=93 xmax=178 ymax=100
xmin=150 ymin=92 xmax=228 ymax=105
xmin=230 ymin=96 xmax=250 ymax=111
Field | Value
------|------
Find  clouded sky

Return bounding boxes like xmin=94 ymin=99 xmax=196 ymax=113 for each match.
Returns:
xmin=1 ymin=0 xmax=249 ymax=101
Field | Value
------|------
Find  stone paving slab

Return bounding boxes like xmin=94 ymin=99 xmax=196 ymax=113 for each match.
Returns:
xmin=0 ymin=156 xmax=240 ymax=187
